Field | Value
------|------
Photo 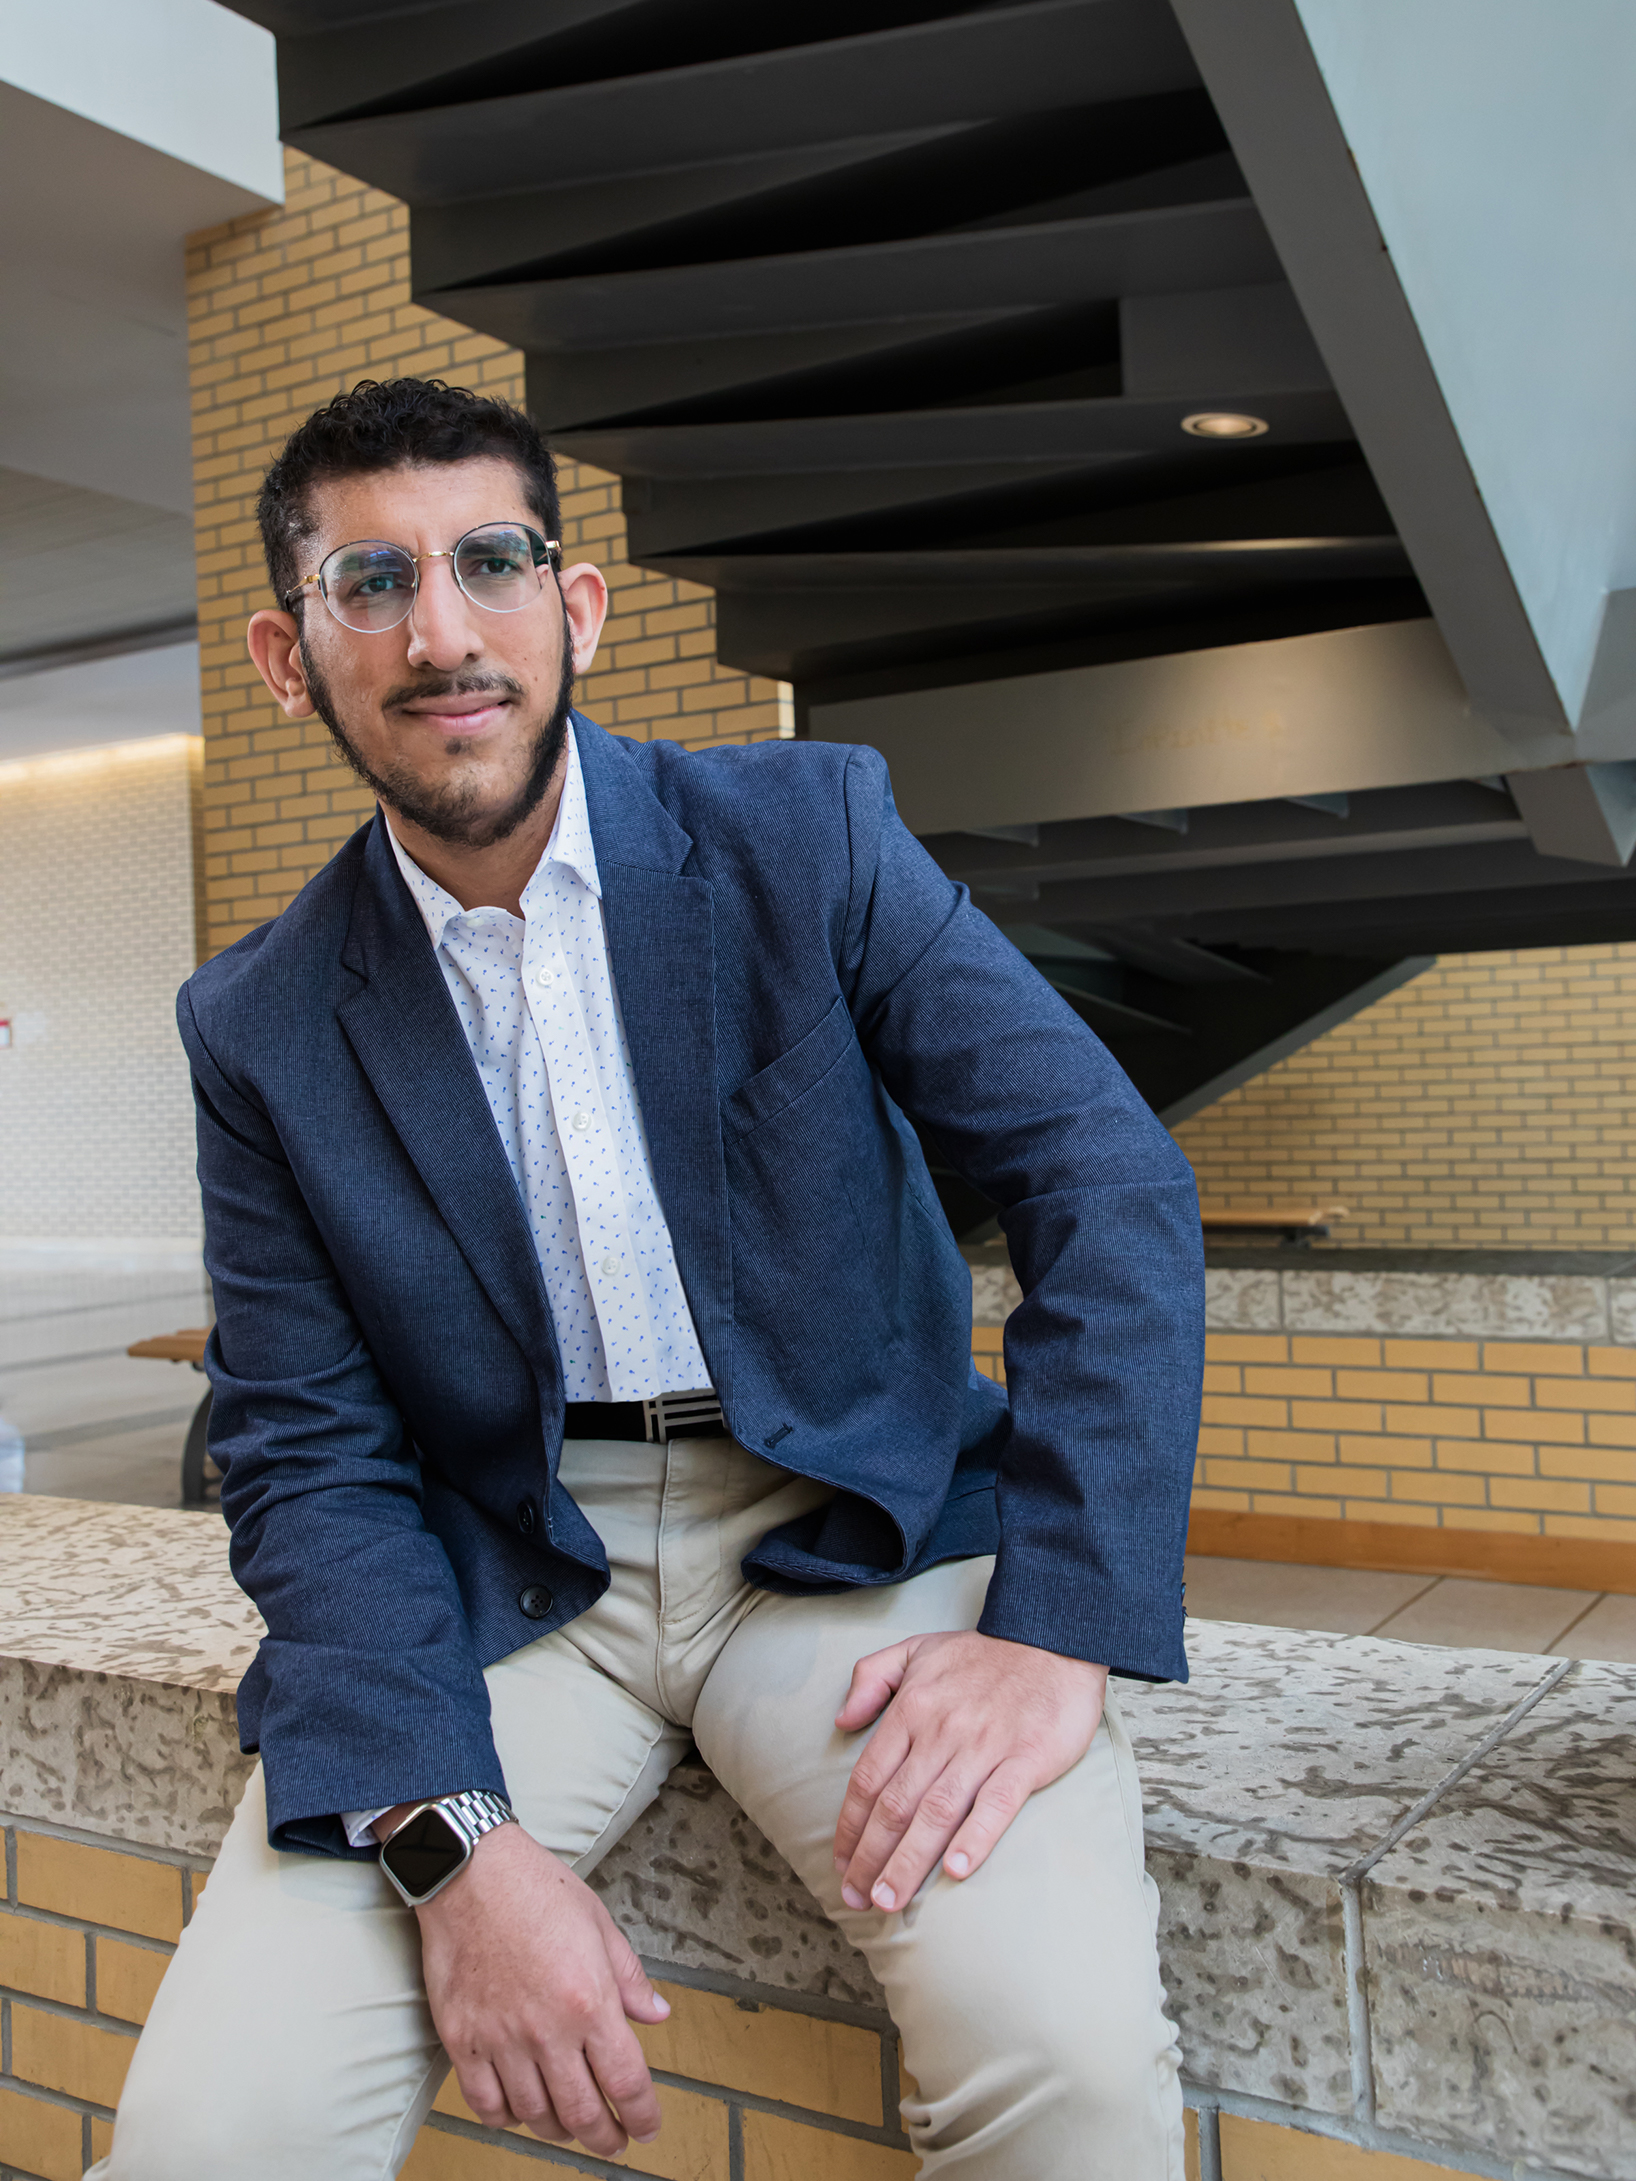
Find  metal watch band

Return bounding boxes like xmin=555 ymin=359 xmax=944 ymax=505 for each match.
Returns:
xmin=425 ymin=1788 xmax=515 ymax=1854
xmin=379 ymin=1789 xmax=516 ymax=1907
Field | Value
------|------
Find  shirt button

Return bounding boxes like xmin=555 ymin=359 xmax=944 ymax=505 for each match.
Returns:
xmin=570 ymin=1111 xmax=590 ymax=1132
xmin=534 ymin=965 xmax=554 ymax=988
xmin=599 ymin=1255 xmax=616 ymax=1277
xmin=519 ymin=1584 xmax=553 ymax=1620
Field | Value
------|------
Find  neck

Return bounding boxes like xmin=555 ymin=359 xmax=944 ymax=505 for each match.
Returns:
xmin=383 ymin=749 xmax=568 ymax=918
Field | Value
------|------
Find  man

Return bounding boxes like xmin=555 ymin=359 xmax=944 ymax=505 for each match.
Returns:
xmin=95 ymin=378 xmax=1202 ymax=2181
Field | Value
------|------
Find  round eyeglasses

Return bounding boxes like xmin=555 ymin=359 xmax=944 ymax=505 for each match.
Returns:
xmin=291 ymin=522 xmax=562 ymax=634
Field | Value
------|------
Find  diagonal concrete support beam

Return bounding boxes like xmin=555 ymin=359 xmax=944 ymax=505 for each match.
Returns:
xmin=1170 ymin=0 xmax=1571 ymax=742
xmin=1506 ymin=761 xmax=1636 ymax=867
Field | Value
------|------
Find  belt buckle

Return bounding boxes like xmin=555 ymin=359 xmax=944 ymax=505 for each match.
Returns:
xmin=641 ymin=1391 xmax=722 ymax=1444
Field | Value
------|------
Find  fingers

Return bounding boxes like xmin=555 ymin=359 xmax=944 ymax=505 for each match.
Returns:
xmin=584 ymin=2018 xmax=664 ymax=2147
xmin=831 ymin=1707 xmax=912 ymax=1875
xmin=539 ymin=2046 xmax=633 ymax=2160
xmin=941 ymin=1757 xmax=1036 ymax=1883
xmin=454 ymin=2057 xmax=529 ymax=2134
xmin=834 ymin=1640 xmax=912 ymax=1732
xmin=603 ymin=1915 xmax=672 ymax=2026
xmin=474 ymin=2053 xmax=569 ymax=2143
xmin=840 ymin=1754 xmax=979 ymax=1914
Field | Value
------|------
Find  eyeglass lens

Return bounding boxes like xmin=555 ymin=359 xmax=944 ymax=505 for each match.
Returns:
xmin=318 ymin=524 xmax=550 ymax=632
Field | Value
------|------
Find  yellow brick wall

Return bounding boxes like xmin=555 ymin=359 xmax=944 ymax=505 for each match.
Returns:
xmin=973 ymin=1323 xmax=1636 ymax=1549
xmin=1174 ymin=946 xmax=1636 ymax=1251
xmin=188 ymin=148 xmax=793 ymax=959
xmin=1193 ymin=1332 xmax=1636 ymax=1540
xmin=0 ymin=1817 xmax=917 ymax=2180
xmin=0 ymin=1816 xmax=1495 ymax=2181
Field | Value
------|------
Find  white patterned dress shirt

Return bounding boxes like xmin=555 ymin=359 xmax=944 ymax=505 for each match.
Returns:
xmin=385 ymin=732 xmax=711 ymax=1403
xmin=345 ymin=734 xmax=712 ymax=1848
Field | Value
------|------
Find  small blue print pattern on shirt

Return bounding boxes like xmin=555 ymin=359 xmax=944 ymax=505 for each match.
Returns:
xmin=386 ymin=735 xmax=711 ymax=1403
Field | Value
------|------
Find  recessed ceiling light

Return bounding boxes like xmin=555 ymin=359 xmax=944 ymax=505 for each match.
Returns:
xmin=1182 ymin=412 xmax=1269 ymax=439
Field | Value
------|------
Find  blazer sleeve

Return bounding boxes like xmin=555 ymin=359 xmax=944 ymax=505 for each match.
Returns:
xmin=179 ymin=984 xmax=507 ymax=1855
xmin=838 ymin=746 xmax=1203 ymax=1683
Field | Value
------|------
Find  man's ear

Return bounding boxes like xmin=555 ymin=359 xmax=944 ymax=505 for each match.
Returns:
xmin=247 ymin=609 xmax=317 ymax=718
xmin=558 ymin=562 xmax=609 ymax=678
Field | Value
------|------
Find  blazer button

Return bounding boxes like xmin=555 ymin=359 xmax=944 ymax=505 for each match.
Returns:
xmin=519 ymin=1584 xmax=553 ymax=1620
xmin=516 ymin=1499 xmax=535 ymax=1535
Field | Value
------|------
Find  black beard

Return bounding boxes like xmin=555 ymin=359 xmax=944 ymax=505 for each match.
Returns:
xmin=302 ymin=633 xmax=576 ymax=852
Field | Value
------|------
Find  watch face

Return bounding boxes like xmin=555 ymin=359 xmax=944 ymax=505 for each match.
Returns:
xmin=382 ymin=1807 xmax=467 ymax=1900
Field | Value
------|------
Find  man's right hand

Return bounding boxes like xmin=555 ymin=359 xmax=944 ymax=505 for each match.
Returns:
xmin=403 ymin=1819 xmax=670 ymax=2156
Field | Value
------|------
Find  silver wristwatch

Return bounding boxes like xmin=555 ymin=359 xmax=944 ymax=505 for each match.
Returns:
xmin=378 ymin=1789 xmax=516 ymax=1907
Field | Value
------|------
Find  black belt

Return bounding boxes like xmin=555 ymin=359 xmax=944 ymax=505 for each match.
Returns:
xmin=563 ymin=1391 xmax=728 ymax=1445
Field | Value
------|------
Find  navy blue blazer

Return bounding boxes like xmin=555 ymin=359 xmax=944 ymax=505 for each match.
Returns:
xmin=180 ymin=715 xmax=1203 ymax=1855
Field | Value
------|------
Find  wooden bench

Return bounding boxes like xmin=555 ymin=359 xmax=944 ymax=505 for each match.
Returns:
xmin=127 ymin=1329 xmax=209 ymax=1366
xmin=1199 ymin=1204 xmax=1349 ymax=1245
xmin=127 ymin=1330 xmax=214 ymax=1503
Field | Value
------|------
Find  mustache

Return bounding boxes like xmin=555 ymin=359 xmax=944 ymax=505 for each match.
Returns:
xmin=380 ymin=670 xmax=527 ymax=713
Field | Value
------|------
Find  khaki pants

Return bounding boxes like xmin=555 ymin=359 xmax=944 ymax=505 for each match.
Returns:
xmin=92 ymin=1435 xmax=1184 ymax=2179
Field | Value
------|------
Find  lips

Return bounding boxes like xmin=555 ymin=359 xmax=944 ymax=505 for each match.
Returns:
xmin=401 ymin=697 xmax=512 ymax=735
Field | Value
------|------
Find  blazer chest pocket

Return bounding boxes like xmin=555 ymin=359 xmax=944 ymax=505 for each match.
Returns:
xmin=725 ymin=995 xmax=857 ymax=1137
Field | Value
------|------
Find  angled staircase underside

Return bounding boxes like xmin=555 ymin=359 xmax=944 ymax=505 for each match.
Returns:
xmin=230 ymin=0 xmax=1636 ymax=1231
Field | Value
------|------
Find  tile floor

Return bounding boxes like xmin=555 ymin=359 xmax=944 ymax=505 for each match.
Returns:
xmin=6 ymin=1259 xmax=1636 ymax=1662
xmin=1185 ymin=1555 xmax=1636 ymax=1663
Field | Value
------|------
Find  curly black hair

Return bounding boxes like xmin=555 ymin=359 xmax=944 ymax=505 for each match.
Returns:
xmin=256 ymin=378 xmax=560 ymax=614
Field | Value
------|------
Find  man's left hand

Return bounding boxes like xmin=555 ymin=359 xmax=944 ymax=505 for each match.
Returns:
xmin=832 ymin=1631 xmax=1107 ymax=1913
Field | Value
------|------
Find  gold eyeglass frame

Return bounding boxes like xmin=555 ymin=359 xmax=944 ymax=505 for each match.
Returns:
xmin=291 ymin=522 xmax=563 ymax=630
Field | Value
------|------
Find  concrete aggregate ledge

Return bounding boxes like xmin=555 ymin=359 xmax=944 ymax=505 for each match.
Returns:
xmin=973 ymin=1258 xmax=1636 ymax=1345
xmin=5 ymin=1499 xmax=1636 ymax=2178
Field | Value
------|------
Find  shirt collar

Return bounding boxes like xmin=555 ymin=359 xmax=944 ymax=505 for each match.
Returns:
xmin=384 ymin=727 xmax=602 ymax=950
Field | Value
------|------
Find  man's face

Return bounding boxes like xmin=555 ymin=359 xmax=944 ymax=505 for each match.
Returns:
xmin=256 ymin=457 xmax=602 ymax=850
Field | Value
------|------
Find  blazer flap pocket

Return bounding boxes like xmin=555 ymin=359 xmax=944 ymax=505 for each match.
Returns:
xmin=726 ymin=994 xmax=856 ymax=1136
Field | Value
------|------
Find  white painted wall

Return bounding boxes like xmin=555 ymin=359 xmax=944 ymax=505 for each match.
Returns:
xmin=1293 ymin=0 xmax=1636 ymax=727
xmin=0 ymin=0 xmax=282 ymax=204
xmin=0 ymin=737 xmax=201 ymax=1243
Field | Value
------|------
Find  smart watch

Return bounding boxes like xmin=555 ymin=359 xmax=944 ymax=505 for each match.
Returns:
xmin=378 ymin=1790 xmax=516 ymax=1906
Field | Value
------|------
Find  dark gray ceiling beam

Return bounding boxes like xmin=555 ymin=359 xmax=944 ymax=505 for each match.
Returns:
xmin=932 ymin=780 xmax=1526 ymax=885
xmin=271 ymin=0 xmax=640 ymax=132
xmin=1174 ymin=881 xmax=1636 ymax=960
xmin=621 ymin=461 xmax=1133 ymax=557
xmin=409 ymin=130 xmax=963 ymax=293
xmin=526 ymin=319 xmax=1025 ymax=433
xmin=430 ymin=199 xmax=1277 ymax=354
xmin=1170 ymin=0 xmax=1568 ymax=739
xmin=968 ymin=817 xmax=1533 ymax=889
xmin=556 ymin=389 xmax=1356 ymax=481
xmin=672 ymin=540 xmax=1406 ymax=673
xmin=1024 ymin=836 xmax=1636 ymax=927
xmin=663 ymin=540 xmax=1404 ymax=601
xmin=1120 ymin=278 xmax=1330 ymax=396
xmin=288 ymin=0 xmax=1198 ymax=199
xmin=1020 ymin=923 xmax=1269 ymax=987
xmin=624 ymin=449 xmax=1385 ymax=557
xmin=963 ymin=815 xmax=1527 ymax=889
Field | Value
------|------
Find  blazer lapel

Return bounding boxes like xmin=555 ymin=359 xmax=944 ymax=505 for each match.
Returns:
xmin=336 ymin=814 xmax=560 ymax=1380
xmin=574 ymin=718 xmax=734 ymax=1403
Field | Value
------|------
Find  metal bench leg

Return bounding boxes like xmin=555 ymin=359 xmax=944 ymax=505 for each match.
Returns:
xmin=180 ymin=1391 xmax=216 ymax=1509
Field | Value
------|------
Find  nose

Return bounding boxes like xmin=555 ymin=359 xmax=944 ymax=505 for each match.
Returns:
xmin=404 ymin=554 xmax=483 ymax=671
